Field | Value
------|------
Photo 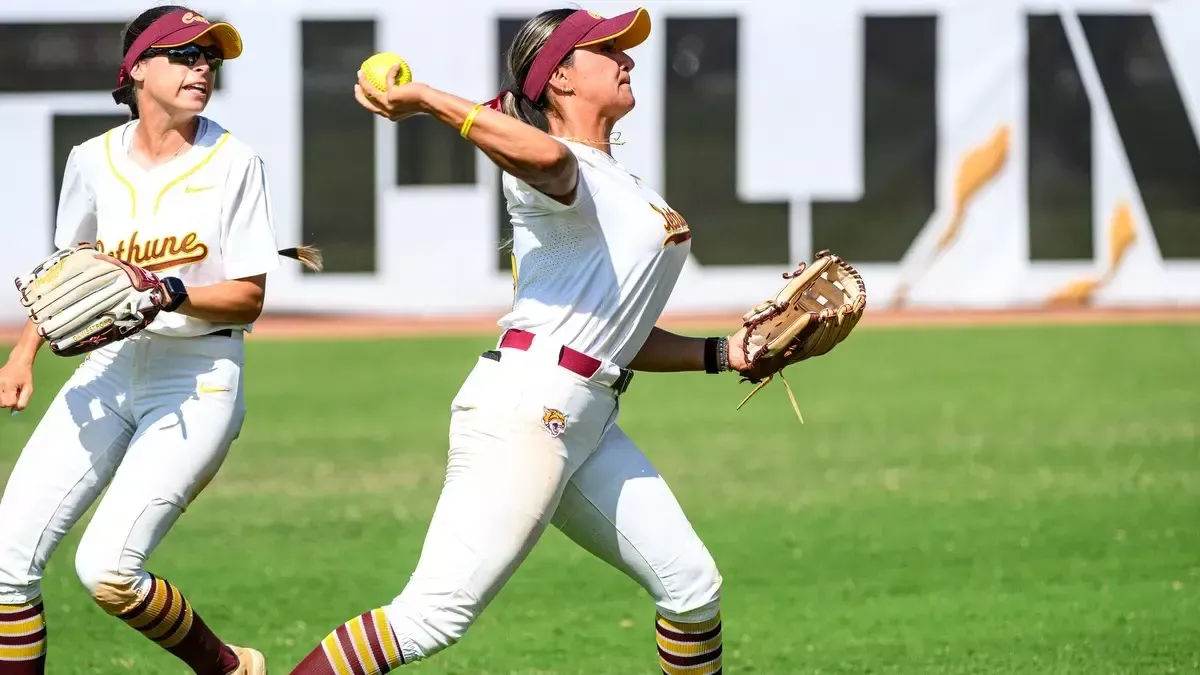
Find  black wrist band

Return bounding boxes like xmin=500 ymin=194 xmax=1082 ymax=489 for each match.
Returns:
xmin=704 ymin=337 xmax=720 ymax=374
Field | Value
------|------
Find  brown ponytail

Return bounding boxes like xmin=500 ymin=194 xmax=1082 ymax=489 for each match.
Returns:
xmin=277 ymin=245 xmax=323 ymax=272
xmin=501 ymin=8 xmax=577 ymax=131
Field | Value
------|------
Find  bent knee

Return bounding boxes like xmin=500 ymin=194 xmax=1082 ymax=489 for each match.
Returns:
xmin=655 ymin=547 xmax=723 ymax=622
xmin=74 ymin=550 xmax=148 ymax=615
xmin=85 ymin=573 xmax=150 ymax=616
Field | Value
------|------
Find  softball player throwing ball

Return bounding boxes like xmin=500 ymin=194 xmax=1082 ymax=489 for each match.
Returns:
xmin=0 ymin=5 xmax=311 ymax=673
xmin=290 ymin=7 xmax=758 ymax=674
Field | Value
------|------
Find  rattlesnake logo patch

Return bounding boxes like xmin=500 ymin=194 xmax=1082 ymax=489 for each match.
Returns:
xmin=542 ymin=407 xmax=567 ymax=438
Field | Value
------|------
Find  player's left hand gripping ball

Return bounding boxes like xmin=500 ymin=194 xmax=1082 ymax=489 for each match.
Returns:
xmin=14 ymin=243 xmax=170 ymax=357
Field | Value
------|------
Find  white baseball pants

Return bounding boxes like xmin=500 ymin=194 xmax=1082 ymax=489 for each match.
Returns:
xmin=0 ymin=331 xmax=247 ymax=604
xmin=383 ymin=345 xmax=723 ymax=663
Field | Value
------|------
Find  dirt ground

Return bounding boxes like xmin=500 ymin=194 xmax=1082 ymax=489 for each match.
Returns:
xmin=2 ymin=306 xmax=1198 ymax=344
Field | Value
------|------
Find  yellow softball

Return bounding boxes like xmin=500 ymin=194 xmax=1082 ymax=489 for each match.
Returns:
xmin=360 ymin=52 xmax=413 ymax=92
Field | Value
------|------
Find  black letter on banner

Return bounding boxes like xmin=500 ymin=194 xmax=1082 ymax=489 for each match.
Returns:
xmin=1027 ymin=14 xmax=1093 ymax=260
xmin=396 ymin=119 xmax=475 ymax=186
xmin=1 ymin=23 xmax=129 ymax=248
xmin=664 ymin=18 xmax=788 ymax=265
xmin=1081 ymin=14 xmax=1200 ymax=260
xmin=302 ymin=21 xmax=377 ymax=273
xmin=0 ymin=22 xmax=127 ymax=92
xmin=497 ymin=17 xmax=791 ymax=269
xmin=811 ymin=16 xmax=937 ymax=263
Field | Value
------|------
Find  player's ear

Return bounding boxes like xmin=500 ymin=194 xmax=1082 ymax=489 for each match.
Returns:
xmin=130 ymin=59 xmax=149 ymax=83
xmin=548 ymin=66 xmax=572 ymax=96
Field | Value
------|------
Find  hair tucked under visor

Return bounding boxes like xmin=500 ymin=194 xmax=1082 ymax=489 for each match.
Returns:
xmin=113 ymin=5 xmax=192 ymax=119
xmin=491 ymin=7 xmax=651 ymax=129
xmin=496 ymin=9 xmax=576 ymax=130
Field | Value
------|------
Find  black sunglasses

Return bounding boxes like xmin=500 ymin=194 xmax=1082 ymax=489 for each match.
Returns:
xmin=142 ymin=44 xmax=224 ymax=70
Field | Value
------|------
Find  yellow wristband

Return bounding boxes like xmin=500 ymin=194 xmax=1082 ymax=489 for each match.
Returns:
xmin=460 ymin=103 xmax=484 ymax=138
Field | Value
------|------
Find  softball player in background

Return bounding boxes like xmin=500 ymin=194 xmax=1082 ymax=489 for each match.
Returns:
xmin=0 ymin=5 xmax=310 ymax=673
xmin=291 ymin=7 xmax=754 ymax=674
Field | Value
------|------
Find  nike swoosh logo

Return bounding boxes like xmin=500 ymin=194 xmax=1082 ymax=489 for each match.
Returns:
xmin=185 ymin=185 xmax=215 ymax=193
xmin=197 ymin=385 xmax=231 ymax=394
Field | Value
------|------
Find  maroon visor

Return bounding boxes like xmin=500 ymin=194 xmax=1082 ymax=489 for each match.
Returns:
xmin=520 ymin=7 xmax=651 ymax=102
xmin=114 ymin=9 xmax=243 ymax=93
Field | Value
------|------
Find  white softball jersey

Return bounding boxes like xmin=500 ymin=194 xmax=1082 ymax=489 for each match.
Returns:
xmin=0 ymin=117 xmax=274 ymax=610
xmin=386 ymin=141 xmax=716 ymax=663
xmin=499 ymin=138 xmax=692 ymax=367
xmin=54 ymin=115 xmax=281 ymax=338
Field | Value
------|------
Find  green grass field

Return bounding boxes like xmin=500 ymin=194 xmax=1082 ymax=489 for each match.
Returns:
xmin=1 ymin=322 xmax=1197 ymax=674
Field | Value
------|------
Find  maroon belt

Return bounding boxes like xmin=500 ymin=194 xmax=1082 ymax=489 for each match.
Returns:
xmin=487 ymin=328 xmax=634 ymax=395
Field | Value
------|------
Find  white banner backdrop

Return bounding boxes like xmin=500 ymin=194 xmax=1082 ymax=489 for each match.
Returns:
xmin=2 ymin=0 xmax=1199 ymax=324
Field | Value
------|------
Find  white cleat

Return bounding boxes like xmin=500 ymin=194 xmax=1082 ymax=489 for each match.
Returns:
xmin=228 ymin=645 xmax=267 ymax=675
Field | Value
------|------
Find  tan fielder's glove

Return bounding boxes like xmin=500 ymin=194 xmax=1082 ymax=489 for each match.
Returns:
xmin=14 ymin=243 xmax=169 ymax=357
xmin=728 ymin=249 xmax=867 ymax=422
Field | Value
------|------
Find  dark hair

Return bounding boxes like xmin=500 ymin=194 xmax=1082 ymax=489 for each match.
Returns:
xmin=500 ymin=8 xmax=576 ymax=130
xmin=114 ymin=5 xmax=196 ymax=119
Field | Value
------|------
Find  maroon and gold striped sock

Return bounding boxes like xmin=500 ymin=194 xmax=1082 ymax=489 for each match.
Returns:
xmin=656 ymin=611 xmax=723 ymax=675
xmin=0 ymin=598 xmax=46 ymax=674
xmin=290 ymin=609 xmax=405 ymax=675
xmin=96 ymin=574 xmax=239 ymax=675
